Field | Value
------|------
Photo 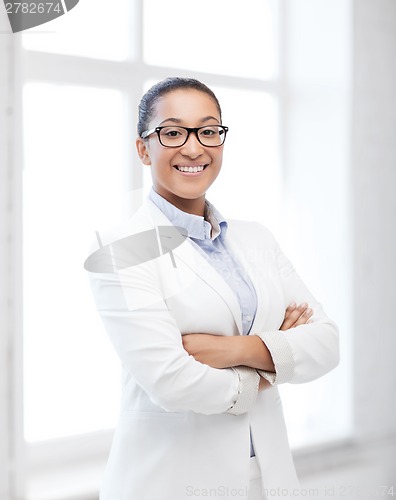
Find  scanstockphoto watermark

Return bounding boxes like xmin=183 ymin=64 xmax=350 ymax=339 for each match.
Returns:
xmin=3 ymin=0 xmax=79 ymax=33
xmin=185 ymin=485 xmax=318 ymax=498
xmin=186 ymin=484 xmax=396 ymax=498
xmin=186 ymin=485 xmax=249 ymax=497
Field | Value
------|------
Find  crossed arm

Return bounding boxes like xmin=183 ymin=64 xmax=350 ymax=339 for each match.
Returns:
xmin=182 ymin=302 xmax=313 ymax=391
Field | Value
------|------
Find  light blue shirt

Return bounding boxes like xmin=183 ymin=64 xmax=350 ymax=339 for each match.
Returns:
xmin=149 ymin=188 xmax=258 ymax=456
xmin=149 ymin=188 xmax=258 ymax=334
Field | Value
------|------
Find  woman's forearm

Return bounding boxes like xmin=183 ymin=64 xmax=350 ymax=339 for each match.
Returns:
xmin=223 ymin=335 xmax=275 ymax=371
xmin=239 ymin=335 xmax=276 ymax=371
xmin=182 ymin=334 xmax=275 ymax=371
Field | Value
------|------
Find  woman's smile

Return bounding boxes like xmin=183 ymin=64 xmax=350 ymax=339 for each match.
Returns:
xmin=173 ymin=163 xmax=208 ymax=175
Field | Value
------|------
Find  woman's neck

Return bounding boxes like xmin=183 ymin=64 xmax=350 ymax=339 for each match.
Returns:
xmin=155 ymin=190 xmax=206 ymax=217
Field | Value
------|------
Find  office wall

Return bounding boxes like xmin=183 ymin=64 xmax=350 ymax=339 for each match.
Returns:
xmin=352 ymin=0 xmax=396 ymax=440
xmin=296 ymin=1 xmax=396 ymax=497
xmin=284 ymin=0 xmax=396 ymax=496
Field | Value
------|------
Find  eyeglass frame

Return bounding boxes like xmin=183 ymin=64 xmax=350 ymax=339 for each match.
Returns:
xmin=140 ymin=125 xmax=229 ymax=148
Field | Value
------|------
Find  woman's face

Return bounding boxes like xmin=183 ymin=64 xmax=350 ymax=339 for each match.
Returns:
xmin=136 ymin=89 xmax=224 ymax=214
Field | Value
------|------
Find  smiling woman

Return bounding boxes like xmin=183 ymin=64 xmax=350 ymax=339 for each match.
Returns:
xmin=136 ymin=86 xmax=225 ymax=215
xmin=85 ymin=77 xmax=340 ymax=500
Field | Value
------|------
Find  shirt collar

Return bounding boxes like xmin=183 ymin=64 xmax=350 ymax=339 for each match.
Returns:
xmin=148 ymin=187 xmax=228 ymax=241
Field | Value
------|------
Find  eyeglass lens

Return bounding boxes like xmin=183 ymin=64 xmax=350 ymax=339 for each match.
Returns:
xmin=159 ymin=126 xmax=226 ymax=147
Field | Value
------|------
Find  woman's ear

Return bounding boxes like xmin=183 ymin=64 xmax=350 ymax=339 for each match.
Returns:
xmin=136 ymin=138 xmax=151 ymax=165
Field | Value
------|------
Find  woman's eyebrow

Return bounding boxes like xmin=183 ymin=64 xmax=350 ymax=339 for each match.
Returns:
xmin=159 ymin=118 xmax=182 ymax=125
xmin=159 ymin=116 xmax=220 ymax=125
xmin=201 ymin=115 xmax=220 ymax=123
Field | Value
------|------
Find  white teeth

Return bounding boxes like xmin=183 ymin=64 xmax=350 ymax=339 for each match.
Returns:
xmin=176 ymin=165 xmax=205 ymax=173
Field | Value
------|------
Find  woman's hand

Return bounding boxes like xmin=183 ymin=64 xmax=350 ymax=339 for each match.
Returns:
xmin=280 ymin=302 xmax=312 ymax=330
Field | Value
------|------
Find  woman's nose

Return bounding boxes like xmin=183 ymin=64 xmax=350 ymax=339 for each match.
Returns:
xmin=179 ymin=132 xmax=204 ymax=158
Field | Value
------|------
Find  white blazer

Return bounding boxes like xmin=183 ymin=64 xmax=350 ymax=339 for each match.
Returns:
xmin=86 ymin=198 xmax=339 ymax=500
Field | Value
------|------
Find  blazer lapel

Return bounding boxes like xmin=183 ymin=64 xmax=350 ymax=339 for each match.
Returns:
xmin=142 ymin=199 xmax=244 ymax=335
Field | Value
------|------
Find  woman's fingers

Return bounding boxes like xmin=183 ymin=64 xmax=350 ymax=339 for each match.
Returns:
xmin=279 ymin=303 xmax=297 ymax=331
xmin=295 ymin=305 xmax=313 ymax=326
xmin=280 ymin=302 xmax=313 ymax=331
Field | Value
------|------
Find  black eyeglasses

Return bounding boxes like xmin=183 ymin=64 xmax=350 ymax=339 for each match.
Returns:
xmin=141 ymin=125 xmax=229 ymax=148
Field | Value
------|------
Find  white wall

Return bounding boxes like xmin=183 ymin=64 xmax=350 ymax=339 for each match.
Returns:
xmin=284 ymin=0 xmax=396 ymax=444
xmin=352 ymin=0 xmax=396 ymax=441
xmin=292 ymin=0 xmax=396 ymax=497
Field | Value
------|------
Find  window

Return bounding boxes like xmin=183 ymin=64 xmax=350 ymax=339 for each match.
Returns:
xmin=23 ymin=83 xmax=125 ymax=442
xmin=9 ymin=1 xmax=352 ymax=497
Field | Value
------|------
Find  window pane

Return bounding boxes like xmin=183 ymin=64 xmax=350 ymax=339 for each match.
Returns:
xmin=143 ymin=0 xmax=278 ymax=79
xmin=22 ymin=0 xmax=131 ymax=61
xmin=23 ymin=83 xmax=126 ymax=441
xmin=207 ymin=87 xmax=282 ymax=231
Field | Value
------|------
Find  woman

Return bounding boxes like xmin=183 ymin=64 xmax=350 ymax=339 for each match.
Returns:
xmin=85 ymin=77 xmax=339 ymax=500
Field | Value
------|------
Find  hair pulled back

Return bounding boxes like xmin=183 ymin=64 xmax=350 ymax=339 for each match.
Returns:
xmin=137 ymin=77 xmax=222 ymax=137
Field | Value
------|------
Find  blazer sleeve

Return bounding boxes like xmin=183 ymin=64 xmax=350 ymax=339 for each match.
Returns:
xmin=87 ymin=256 xmax=259 ymax=415
xmin=253 ymin=225 xmax=340 ymax=385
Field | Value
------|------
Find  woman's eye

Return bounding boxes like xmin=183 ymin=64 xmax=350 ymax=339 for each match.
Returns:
xmin=201 ymin=128 xmax=216 ymax=136
xmin=162 ymin=128 xmax=182 ymax=137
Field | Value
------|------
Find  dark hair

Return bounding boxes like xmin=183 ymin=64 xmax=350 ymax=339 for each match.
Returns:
xmin=137 ymin=77 xmax=222 ymax=137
